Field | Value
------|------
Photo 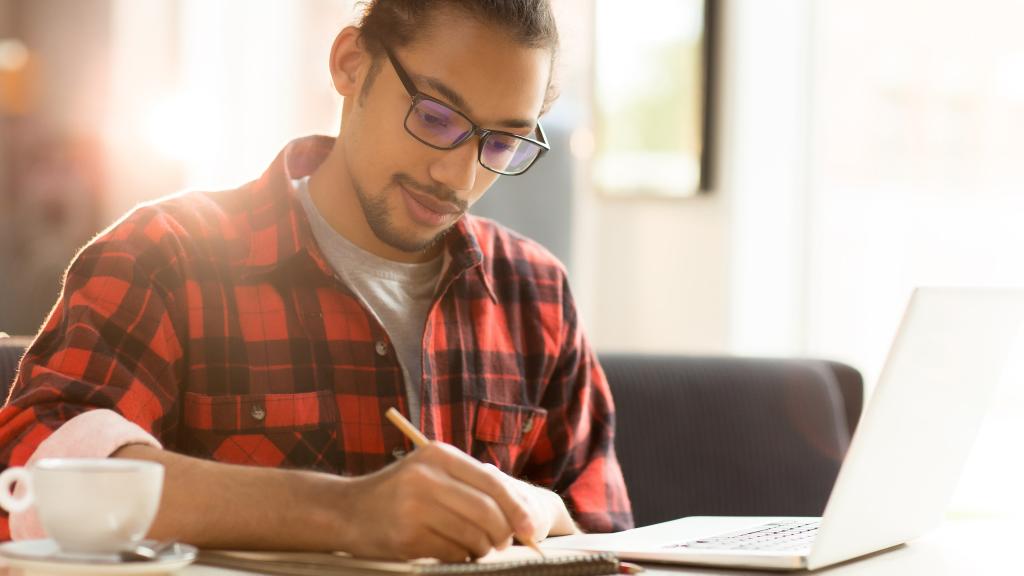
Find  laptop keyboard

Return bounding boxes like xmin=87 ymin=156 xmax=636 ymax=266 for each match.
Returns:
xmin=668 ymin=520 xmax=820 ymax=553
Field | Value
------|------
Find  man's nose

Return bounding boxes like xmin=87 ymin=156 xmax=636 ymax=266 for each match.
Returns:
xmin=428 ymin=138 xmax=478 ymax=194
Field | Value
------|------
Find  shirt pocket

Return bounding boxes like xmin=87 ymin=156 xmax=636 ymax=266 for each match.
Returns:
xmin=181 ymin=390 xmax=338 ymax=472
xmin=471 ymin=399 xmax=548 ymax=475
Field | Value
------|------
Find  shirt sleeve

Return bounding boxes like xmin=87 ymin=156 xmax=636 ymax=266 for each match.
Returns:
xmin=8 ymin=409 xmax=162 ymax=540
xmin=0 ymin=207 xmax=186 ymax=540
xmin=522 ymin=275 xmax=634 ymax=533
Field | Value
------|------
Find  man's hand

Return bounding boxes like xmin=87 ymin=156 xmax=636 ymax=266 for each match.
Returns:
xmin=338 ymin=442 xmax=571 ymax=561
xmin=114 ymin=442 xmax=576 ymax=561
xmin=499 ymin=470 xmax=581 ymax=541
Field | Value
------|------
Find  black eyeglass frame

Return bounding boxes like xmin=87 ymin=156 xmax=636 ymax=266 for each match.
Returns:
xmin=383 ymin=46 xmax=550 ymax=176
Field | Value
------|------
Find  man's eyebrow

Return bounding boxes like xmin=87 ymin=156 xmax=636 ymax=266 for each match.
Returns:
xmin=417 ymin=73 xmax=537 ymax=131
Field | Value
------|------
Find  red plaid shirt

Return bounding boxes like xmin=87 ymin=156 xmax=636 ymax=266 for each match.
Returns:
xmin=0 ymin=136 xmax=633 ymax=537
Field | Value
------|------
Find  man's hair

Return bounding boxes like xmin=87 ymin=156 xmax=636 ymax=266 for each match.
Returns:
xmin=355 ymin=0 xmax=560 ymax=112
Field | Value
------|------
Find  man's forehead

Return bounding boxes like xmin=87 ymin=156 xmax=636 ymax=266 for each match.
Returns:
xmin=409 ymin=70 xmax=541 ymax=131
xmin=396 ymin=13 xmax=552 ymax=129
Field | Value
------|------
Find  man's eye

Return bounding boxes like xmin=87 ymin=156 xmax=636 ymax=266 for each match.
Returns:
xmin=418 ymin=111 xmax=448 ymax=127
xmin=487 ymin=139 xmax=515 ymax=153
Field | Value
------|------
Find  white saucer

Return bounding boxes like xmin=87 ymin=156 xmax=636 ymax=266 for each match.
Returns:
xmin=0 ymin=539 xmax=197 ymax=574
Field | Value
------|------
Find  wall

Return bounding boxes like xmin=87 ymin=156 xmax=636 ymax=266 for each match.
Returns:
xmin=581 ymin=196 xmax=730 ymax=353
xmin=573 ymin=0 xmax=732 ymax=354
xmin=577 ymin=0 xmax=810 ymax=356
xmin=0 ymin=0 xmax=13 ymax=333
xmin=0 ymin=0 xmax=13 ymax=231
xmin=104 ymin=0 xmax=348 ymax=223
xmin=805 ymin=0 xmax=1024 ymax=384
xmin=0 ymin=0 xmax=112 ymax=334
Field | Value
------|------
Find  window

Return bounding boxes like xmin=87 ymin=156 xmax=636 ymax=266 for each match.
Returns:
xmin=593 ymin=0 xmax=712 ymax=197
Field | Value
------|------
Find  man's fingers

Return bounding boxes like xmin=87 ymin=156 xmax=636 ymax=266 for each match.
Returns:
xmin=397 ymin=527 xmax=473 ymax=563
xmin=419 ymin=444 xmax=535 ymax=540
xmin=430 ymin=472 xmax=516 ymax=549
xmin=420 ymin=503 xmax=499 ymax=560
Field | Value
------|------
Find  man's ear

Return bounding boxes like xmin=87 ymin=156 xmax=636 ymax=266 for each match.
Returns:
xmin=329 ymin=26 xmax=370 ymax=97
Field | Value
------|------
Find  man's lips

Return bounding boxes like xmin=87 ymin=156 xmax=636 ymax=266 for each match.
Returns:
xmin=401 ymin=185 xmax=461 ymax=215
xmin=399 ymin=184 xmax=464 ymax=228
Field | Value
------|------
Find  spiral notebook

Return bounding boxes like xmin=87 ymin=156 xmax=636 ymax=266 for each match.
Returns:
xmin=197 ymin=545 xmax=638 ymax=576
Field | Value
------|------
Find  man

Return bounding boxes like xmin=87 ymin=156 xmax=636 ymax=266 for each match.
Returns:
xmin=0 ymin=0 xmax=633 ymax=560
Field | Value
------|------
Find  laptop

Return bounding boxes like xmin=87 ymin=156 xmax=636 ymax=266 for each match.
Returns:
xmin=541 ymin=287 xmax=1024 ymax=571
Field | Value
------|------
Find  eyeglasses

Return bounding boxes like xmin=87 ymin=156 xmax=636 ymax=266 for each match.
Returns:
xmin=384 ymin=47 xmax=549 ymax=176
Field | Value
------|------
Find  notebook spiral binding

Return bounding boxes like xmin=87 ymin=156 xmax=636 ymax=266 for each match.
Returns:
xmin=417 ymin=552 xmax=621 ymax=576
xmin=197 ymin=549 xmax=628 ymax=576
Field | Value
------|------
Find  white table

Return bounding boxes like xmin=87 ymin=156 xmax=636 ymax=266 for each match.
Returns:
xmin=630 ymin=518 xmax=1016 ymax=576
xmin=0 ymin=518 xmax=1014 ymax=575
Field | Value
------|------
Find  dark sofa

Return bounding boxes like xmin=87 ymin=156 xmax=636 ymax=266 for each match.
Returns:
xmin=0 ymin=336 xmax=861 ymax=528
xmin=601 ymin=354 xmax=861 ymax=527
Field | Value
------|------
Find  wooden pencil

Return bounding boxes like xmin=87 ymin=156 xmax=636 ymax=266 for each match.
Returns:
xmin=384 ymin=407 xmax=547 ymax=559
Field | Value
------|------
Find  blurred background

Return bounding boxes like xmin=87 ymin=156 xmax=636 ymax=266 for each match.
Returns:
xmin=1 ymin=0 xmax=1023 ymax=519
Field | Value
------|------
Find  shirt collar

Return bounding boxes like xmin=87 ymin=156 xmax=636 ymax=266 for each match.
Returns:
xmin=232 ymin=135 xmax=497 ymax=302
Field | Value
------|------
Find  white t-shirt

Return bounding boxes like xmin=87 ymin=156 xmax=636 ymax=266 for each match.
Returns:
xmin=294 ymin=177 xmax=443 ymax=428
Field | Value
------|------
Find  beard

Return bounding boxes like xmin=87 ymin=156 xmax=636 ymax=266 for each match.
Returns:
xmin=352 ymin=172 xmax=467 ymax=255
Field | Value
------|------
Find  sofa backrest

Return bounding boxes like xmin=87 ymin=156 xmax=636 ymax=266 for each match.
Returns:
xmin=600 ymin=354 xmax=863 ymax=527
xmin=0 ymin=336 xmax=32 ymax=405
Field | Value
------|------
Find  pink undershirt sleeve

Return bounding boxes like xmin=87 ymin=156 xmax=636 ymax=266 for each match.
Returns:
xmin=10 ymin=409 xmax=163 ymax=540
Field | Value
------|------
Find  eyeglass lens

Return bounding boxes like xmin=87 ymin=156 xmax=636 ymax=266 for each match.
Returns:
xmin=407 ymin=99 xmax=542 ymax=174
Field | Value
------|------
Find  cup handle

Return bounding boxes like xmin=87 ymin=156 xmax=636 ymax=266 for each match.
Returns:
xmin=0 ymin=467 xmax=33 ymax=513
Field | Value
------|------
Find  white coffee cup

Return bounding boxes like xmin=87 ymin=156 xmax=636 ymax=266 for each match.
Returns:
xmin=0 ymin=458 xmax=164 ymax=554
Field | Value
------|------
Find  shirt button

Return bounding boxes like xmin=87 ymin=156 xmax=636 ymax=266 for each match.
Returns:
xmin=250 ymin=404 xmax=266 ymax=421
xmin=375 ymin=340 xmax=389 ymax=357
xmin=391 ymin=448 xmax=407 ymax=460
xmin=522 ymin=417 xmax=533 ymax=434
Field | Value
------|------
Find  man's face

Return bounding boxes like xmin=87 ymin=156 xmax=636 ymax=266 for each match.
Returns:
xmin=340 ymin=10 xmax=551 ymax=257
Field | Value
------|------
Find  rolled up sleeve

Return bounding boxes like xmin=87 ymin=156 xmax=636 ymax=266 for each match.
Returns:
xmin=0 ymin=207 xmax=185 ymax=540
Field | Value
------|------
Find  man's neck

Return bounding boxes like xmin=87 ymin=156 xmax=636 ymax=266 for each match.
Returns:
xmin=307 ymin=143 xmax=443 ymax=264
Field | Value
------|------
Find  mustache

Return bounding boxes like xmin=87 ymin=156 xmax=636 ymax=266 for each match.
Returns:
xmin=393 ymin=174 xmax=468 ymax=212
